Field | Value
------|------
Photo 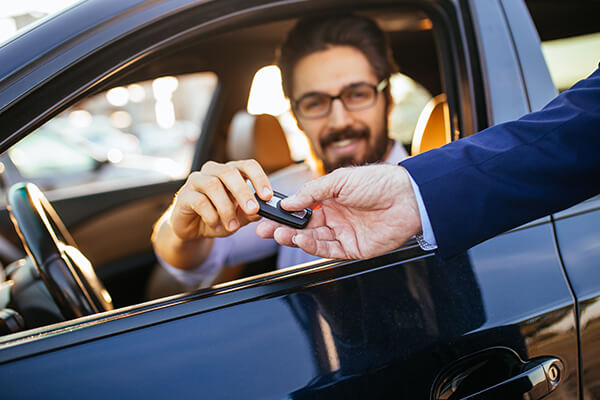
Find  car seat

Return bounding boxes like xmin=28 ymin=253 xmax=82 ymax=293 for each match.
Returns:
xmin=227 ymin=111 xmax=294 ymax=173
xmin=411 ymin=93 xmax=451 ymax=155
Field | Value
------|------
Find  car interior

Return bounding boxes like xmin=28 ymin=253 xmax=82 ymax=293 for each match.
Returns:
xmin=5 ymin=0 xmax=595 ymax=337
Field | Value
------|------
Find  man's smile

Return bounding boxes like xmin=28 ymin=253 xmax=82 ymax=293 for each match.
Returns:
xmin=326 ymin=136 xmax=364 ymax=156
xmin=331 ymin=138 xmax=358 ymax=148
xmin=320 ymin=126 xmax=369 ymax=155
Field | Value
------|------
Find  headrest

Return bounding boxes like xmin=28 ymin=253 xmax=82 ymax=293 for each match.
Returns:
xmin=411 ymin=94 xmax=451 ymax=155
xmin=227 ymin=111 xmax=294 ymax=174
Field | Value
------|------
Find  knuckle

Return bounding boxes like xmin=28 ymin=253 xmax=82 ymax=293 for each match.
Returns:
xmin=203 ymin=212 xmax=219 ymax=226
xmin=200 ymin=160 xmax=216 ymax=172
xmin=248 ymin=159 xmax=264 ymax=173
xmin=201 ymin=176 xmax=221 ymax=191
xmin=186 ymin=171 xmax=202 ymax=185
xmin=246 ymin=158 xmax=260 ymax=168
xmin=201 ymin=160 xmax=230 ymax=175
xmin=174 ymin=185 xmax=193 ymax=202
xmin=220 ymin=200 xmax=236 ymax=215
xmin=220 ymin=165 xmax=238 ymax=179
xmin=193 ymin=195 xmax=209 ymax=209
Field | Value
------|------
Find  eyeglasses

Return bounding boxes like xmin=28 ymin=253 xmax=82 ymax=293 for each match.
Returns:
xmin=293 ymin=80 xmax=388 ymax=119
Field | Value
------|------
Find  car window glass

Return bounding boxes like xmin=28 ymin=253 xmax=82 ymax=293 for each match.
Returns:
xmin=6 ymin=72 xmax=218 ymax=191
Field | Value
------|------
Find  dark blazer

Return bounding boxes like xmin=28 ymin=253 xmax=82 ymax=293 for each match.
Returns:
xmin=401 ymin=64 xmax=600 ymax=258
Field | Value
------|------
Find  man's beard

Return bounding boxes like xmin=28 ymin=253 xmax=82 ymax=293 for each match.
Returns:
xmin=319 ymin=126 xmax=390 ymax=173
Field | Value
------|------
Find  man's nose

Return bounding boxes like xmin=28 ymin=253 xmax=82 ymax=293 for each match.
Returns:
xmin=327 ymin=98 xmax=353 ymax=129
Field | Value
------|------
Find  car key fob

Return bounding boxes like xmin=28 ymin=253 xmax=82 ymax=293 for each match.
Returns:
xmin=255 ymin=190 xmax=312 ymax=229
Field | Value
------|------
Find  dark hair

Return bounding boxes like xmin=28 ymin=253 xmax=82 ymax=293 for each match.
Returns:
xmin=278 ymin=14 xmax=398 ymax=100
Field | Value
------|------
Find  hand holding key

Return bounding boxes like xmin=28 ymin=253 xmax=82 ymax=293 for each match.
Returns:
xmin=256 ymin=164 xmax=422 ymax=259
xmin=169 ymin=159 xmax=273 ymax=240
xmin=255 ymin=191 xmax=312 ymax=229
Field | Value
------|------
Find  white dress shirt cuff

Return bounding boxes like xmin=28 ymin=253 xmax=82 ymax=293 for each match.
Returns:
xmin=156 ymin=241 xmax=229 ymax=288
xmin=407 ymin=172 xmax=438 ymax=251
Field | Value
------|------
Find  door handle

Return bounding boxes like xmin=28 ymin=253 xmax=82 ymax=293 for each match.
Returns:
xmin=433 ymin=348 xmax=564 ymax=400
xmin=461 ymin=358 xmax=563 ymax=399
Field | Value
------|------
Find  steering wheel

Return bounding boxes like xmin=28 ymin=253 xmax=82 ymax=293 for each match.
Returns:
xmin=7 ymin=182 xmax=113 ymax=319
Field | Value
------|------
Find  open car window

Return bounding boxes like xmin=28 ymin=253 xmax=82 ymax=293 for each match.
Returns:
xmin=165 ymin=12 xmax=445 ymax=290
xmin=0 ymin=4 xmax=455 ymax=339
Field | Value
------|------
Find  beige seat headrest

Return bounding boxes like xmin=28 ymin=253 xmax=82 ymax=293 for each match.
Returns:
xmin=411 ymin=94 xmax=451 ymax=155
xmin=227 ymin=111 xmax=294 ymax=174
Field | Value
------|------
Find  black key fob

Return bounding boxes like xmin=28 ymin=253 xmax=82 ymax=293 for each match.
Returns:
xmin=255 ymin=190 xmax=312 ymax=229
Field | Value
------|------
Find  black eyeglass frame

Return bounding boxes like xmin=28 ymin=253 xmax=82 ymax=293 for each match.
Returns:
xmin=292 ymin=79 xmax=389 ymax=119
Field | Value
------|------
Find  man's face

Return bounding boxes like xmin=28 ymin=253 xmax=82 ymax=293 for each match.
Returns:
xmin=292 ymin=45 xmax=391 ymax=173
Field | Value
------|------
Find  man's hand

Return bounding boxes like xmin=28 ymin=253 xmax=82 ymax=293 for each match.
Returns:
xmin=256 ymin=164 xmax=422 ymax=259
xmin=170 ymin=159 xmax=272 ymax=240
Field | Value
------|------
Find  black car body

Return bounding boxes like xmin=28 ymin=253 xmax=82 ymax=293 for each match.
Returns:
xmin=0 ymin=0 xmax=598 ymax=398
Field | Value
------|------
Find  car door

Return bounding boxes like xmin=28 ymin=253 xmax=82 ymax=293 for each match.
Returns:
xmin=524 ymin=1 xmax=600 ymax=397
xmin=0 ymin=0 xmax=581 ymax=398
xmin=553 ymin=196 xmax=600 ymax=399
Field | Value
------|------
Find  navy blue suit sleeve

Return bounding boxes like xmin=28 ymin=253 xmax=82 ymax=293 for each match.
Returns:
xmin=401 ymin=65 xmax=600 ymax=258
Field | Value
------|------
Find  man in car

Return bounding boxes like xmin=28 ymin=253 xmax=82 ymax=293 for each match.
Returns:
xmin=152 ymin=14 xmax=410 ymax=287
xmin=256 ymin=65 xmax=600 ymax=261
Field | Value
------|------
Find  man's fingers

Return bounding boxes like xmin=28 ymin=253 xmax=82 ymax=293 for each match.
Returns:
xmin=255 ymin=219 xmax=282 ymax=238
xmin=273 ymin=226 xmax=299 ymax=246
xmin=228 ymin=159 xmax=273 ymax=201
xmin=216 ymin=165 xmax=260 ymax=215
xmin=292 ymin=233 xmax=346 ymax=259
xmin=268 ymin=224 xmax=341 ymax=258
xmin=283 ymin=226 xmax=339 ymax=256
xmin=186 ymin=192 xmax=220 ymax=229
xmin=201 ymin=161 xmax=264 ymax=215
xmin=280 ymin=169 xmax=345 ymax=211
xmin=189 ymin=173 xmax=239 ymax=232
xmin=237 ymin=207 xmax=261 ymax=226
xmin=170 ymin=190 xmax=228 ymax=238
xmin=280 ymin=179 xmax=329 ymax=211
xmin=256 ymin=208 xmax=347 ymax=259
xmin=305 ymin=207 xmax=326 ymax=228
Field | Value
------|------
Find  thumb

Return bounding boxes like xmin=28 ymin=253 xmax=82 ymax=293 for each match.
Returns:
xmin=281 ymin=170 xmax=344 ymax=211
